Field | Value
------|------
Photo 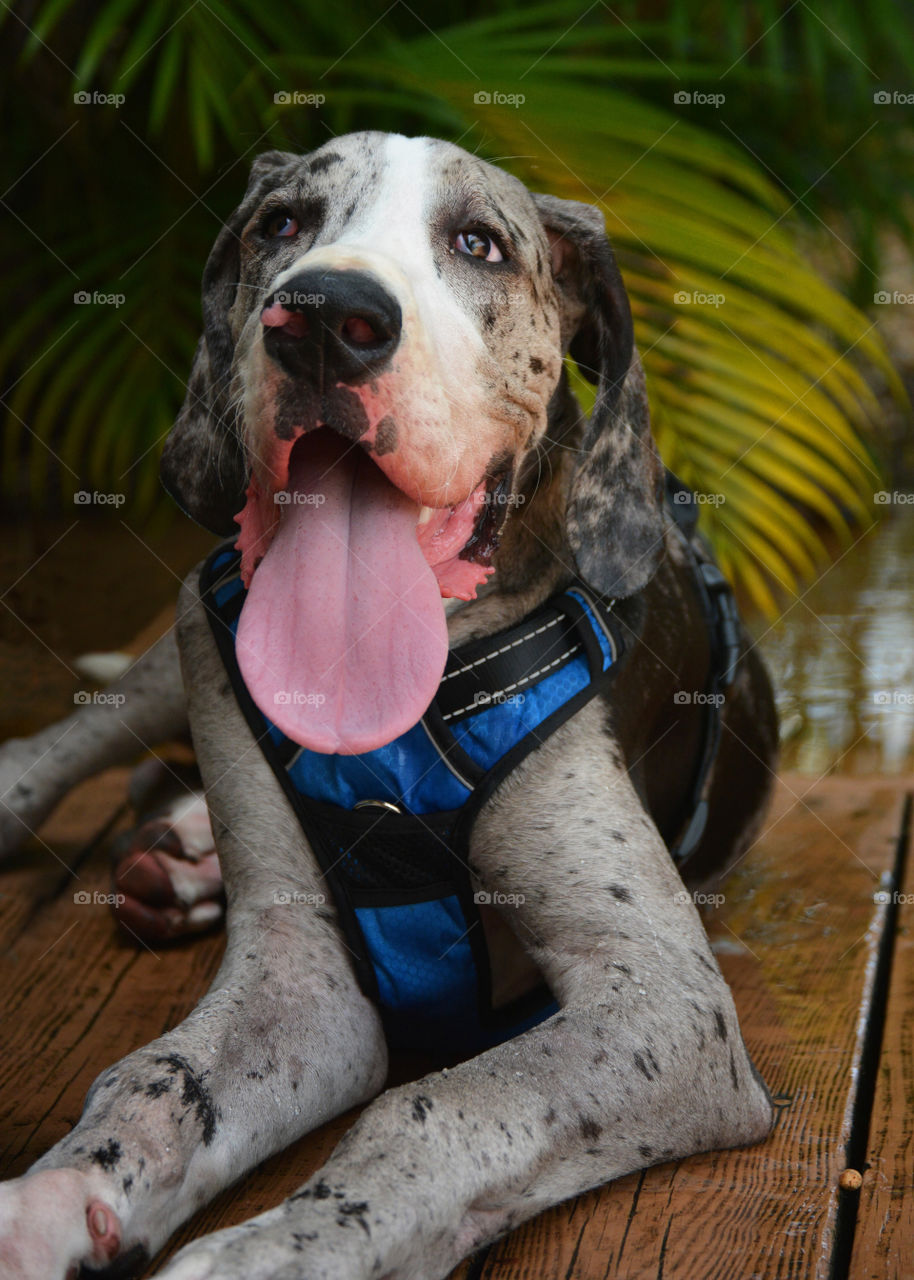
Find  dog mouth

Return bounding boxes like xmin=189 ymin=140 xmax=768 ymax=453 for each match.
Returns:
xmin=232 ymin=427 xmax=510 ymax=755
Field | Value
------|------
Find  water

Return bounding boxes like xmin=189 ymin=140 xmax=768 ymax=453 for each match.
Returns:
xmin=758 ymin=507 xmax=914 ymax=775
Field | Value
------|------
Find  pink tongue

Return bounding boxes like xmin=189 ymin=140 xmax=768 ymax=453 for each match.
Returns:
xmin=236 ymin=431 xmax=449 ymax=754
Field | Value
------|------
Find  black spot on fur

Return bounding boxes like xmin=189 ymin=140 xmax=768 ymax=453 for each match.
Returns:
xmin=729 ymin=1048 xmax=740 ymax=1090
xmin=638 ymin=1144 xmax=653 ymax=1160
xmin=714 ymin=1009 xmax=728 ymax=1041
xmin=608 ymin=883 xmax=632 ymax=903
xmin=144 ymin=1078 xmax=172 ymax=1099
xmin=309 ymin=152 xmax=342 ymax=175
xmin=337 ymin=1200 xmax=371 ymax=1235
xmin=90 ymin=1139 xmax=122 ymax=1170
xmin=633 ymin=1052 xmax=654 ymax=1081
xmin=529 ymin=355 xmax=544 ymax=373
xmin=412 ymin=1095 xmax=434 ymax=1124
xmin=579 ymin=1116 xmax=603 ymax=1142
xmin=154 ymin=1054 xmax=217 ymax=1146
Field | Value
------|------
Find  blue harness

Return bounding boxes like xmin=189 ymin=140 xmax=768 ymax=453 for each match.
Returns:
xmin=200 ymin=481 xmax=739 ymax=1058
xmin=201 ymin=546 xmax=625 ymax=1055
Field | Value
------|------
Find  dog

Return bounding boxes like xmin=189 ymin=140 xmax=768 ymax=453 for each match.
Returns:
xmin=0 ymin=131 xmax=779 ymax=1279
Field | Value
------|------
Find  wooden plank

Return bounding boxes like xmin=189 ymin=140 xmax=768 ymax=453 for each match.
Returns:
xmin=451 ymin=777 xmax=907 ymax=1280
xmin=848 ymin=795 xmax=913 ymax=1280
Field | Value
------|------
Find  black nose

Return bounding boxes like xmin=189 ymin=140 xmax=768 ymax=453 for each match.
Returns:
xmin=261 ymin=268 xmax=402 ymax=384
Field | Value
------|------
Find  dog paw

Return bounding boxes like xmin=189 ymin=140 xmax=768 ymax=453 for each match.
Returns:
xmin=112 ymin=791 xmax=224 ymax=943
xmin=0 ymin=1169 xmax=124 ymax=1278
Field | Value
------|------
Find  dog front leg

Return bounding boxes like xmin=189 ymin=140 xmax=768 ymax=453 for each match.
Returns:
xmin=149 ymin=711 xmax=774 ymax=1280
xmin=0 ymin=631 xmax=188 ymax=855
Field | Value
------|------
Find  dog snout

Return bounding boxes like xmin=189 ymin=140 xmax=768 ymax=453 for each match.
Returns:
xmin=261 ymin=269 xmax=402 ymax=384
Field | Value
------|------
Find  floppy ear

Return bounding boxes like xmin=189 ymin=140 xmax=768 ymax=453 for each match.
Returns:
xmin=160 ymin=150 xmax=300 ymax=533
xmin=531 ymin=193 xmax=666 ymax=599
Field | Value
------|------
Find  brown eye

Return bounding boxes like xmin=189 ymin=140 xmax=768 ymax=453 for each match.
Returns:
xmin=454 ymin=229 xmax=504 ymax=262
xmin=264 ymin=210 xmax=299 ymax=238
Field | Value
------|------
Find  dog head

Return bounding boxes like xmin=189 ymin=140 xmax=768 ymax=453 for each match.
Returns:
xmin=161 ymin=132 xmax=664 ymax=752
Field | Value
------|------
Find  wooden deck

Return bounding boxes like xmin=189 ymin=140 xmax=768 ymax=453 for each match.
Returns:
xmin=0 ymin=771 xmax=911 ymax=1279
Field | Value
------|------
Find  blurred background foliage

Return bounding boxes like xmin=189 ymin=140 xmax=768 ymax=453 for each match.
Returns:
xmin=1 ymin=0 xmax=912 ymax=612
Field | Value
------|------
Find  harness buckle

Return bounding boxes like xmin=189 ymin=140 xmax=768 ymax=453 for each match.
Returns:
xmin=353 ymin=799 xmax=403 ymax=815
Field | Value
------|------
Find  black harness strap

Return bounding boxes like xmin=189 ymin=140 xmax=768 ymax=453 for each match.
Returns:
xmin=665 ymin=472 xmax=743 ymax=864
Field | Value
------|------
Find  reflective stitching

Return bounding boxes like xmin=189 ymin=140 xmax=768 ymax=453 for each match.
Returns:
xmin=440 ymin=644 xmax=581 ymax=721
xmin=439 ymin=615 xmax=563 ymax=682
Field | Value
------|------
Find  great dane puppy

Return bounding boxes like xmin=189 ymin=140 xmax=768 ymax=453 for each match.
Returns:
xmin=0 ymin=131 xmax=778 ymax=1279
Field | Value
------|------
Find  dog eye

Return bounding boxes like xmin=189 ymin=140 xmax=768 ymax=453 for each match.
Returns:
xmin=454 ymin=229 xmax=504 ymax=262
xmin=263 ymin=210 xmax=299 ymax=238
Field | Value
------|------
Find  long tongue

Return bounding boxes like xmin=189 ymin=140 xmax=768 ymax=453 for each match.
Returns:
xmin=236 ymin=430 xmax=449 ymax=754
